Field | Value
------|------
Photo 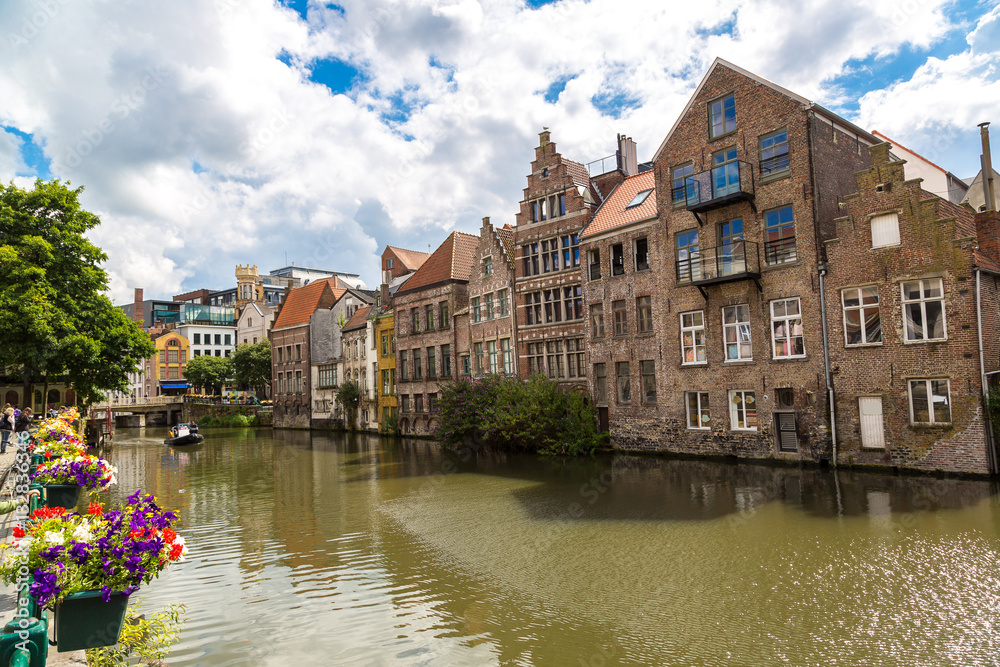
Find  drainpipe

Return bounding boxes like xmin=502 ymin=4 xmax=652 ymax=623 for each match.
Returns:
xmin=976 ymin=269 xmax=998 ymax=474
xmin=818 ymin=261 xmax=837 ymax=466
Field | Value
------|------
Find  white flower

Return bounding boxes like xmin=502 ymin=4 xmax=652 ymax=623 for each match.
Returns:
xmin=72 ymin=525 xmax=93 ymax=542
xmin=44 ymin=531 xmax=64 ymax=545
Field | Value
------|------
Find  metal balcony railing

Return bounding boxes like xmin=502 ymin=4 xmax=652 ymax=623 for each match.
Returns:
xmin=675 ymin=240 xmax=761 ymax=286
xmin=764 ymin=235 xmax=797 ymax=266
xmin=683 ymin=160 xmax=756 ymax=213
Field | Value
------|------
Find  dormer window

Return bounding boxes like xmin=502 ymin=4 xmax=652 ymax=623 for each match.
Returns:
xmin=626 ymin=189 xmax=653 ymax=209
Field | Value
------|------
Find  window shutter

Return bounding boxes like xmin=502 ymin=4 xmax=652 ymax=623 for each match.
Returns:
xmin=870 ymin=212 xmax=900 ymax=248
xmin=777 ymin=413 xmax=798 ymax=452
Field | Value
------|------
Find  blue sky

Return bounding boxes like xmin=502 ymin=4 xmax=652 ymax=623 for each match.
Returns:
xmin=0 ymin=0 xmax=997 ymax=302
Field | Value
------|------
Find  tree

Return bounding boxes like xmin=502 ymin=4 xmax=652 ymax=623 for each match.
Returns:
xmin=183 ymin=355 xmax=232 ymax=395
xmin=0 ymin=179 xmax=155 ymax=405
xmin=231 ymin=339 xmax=271 ymax=395
xmin=336 ymin=380 xmax=360 ymax=430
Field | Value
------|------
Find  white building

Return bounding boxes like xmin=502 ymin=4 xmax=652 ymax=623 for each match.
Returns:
xmin=873 ymin=131 xmax=970 ymax=205
xmin=237 ymin=302 xmax=276 ymax=346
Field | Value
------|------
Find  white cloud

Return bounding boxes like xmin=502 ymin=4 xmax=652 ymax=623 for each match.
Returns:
xmin=0 ymin=128 xmax=24 ymax=179
xmin=0 ymin=0 xmax=991 ymax=301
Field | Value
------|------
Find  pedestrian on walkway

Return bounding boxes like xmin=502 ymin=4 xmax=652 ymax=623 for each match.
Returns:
xmin=14 ymin=407 xmax=32 ymax=434
xmin=0 ymin=407 xmax=13 ymax=454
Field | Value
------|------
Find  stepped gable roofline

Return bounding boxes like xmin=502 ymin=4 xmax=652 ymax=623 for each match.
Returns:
xmin=871 ymin=130 xmax=955 ymax=177
xmin=385 ymin=245 xmax=431 ymax=272
xmin=395 ymin=231 xmax=480 ymax=295
xmin=581 ymin=171 xmax=657 ymax=239
xmin=342 ymin=305 xmax=372 ymax=333
xmin=271 ymin=278 xmax=344 ymax=331
xmin=651 ymin=58 xmax=879 ymax=163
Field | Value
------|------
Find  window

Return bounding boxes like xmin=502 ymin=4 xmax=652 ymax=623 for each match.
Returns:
xmin=441 ymin=344 xmax=451 ymax=377
xmin=386 ymin=258 xmax=394 ymax=270
xmin=472 ymin=297 xmax=481 ymax=323
xmin=295 ymin=344 xmax=301 ymax=360
xmin=413 ymin=350 xmax=422 ymax=379
xmin=425 ymin=305 xmax=435 ymax=330
xmin=382 ymin=334 xmax=389 ymax=357
xmin=589 ymin=249 xmax=601 ymax=280
xmin=902 ymin=279 xmax=945 ymax=342
xmin=498 ymin=290 xmax=509 ymax=318
xmin=626 ymin=189 xmax=653 ymax=209
xmin=525 ymin=291 xmax=542 ymax=325
xmin=871 ymin=212 xmax=901 ymax=248
xmin=771 ymin=298 xmax=805 ymax=358
xmin=168 ymin=366 xmax=179 ymax=379
xmin=399 ymin=350 xmax=408 ymax=381
xmin=542 ymin=239 xmax=559 ymax=273
xmin=194 ymin=350 xmax=201 ymax=357
xmin=686 ymin=392 xmax=711 ymax=429
xmin=843 ymin=286 xmax=881 ymax=346
xmin=276 ymin=372 xmax=282 ymax=393
xmin=760 ymin=129 xmax=789 ymax=176
xmin=591 ymin=304 xmax=605 ymax=339
xmin=527 ymin=342 xmax=545 ymax=375
xmin=225 ymin=334 xmax=232 ymax=346
xmin=567 ymin=338 xmax=585 ymax=378
xmin=501 ymin=338 xmax=512 ymax=374
xmin=426 ymin=346 xmax=436 ymax=378
xmin=215 ymin=334 xmax=222 ymax=345
xmin=636 ymin=296 xmax=653 ymax=334
xmin=523 ymin=243 xmax=540 ymax=276
xmin=414 ymin=394 xmax=424 ymax=413
xmin=461 ymin=354 xmax=471 ymax=376
xmin=712 ymin=147 xmax=740 ymax=198
xmin=544 ymin=289 xmax=562 ymax=323
xmin=484 ymin=293 xmax=494 ymax=320
xmin=545 ymin=340 xmax=563 ymax=379
xmin=634 ymin=238 xmax=649 ymax=272
xmin=709 ymin=93 xmax=736 ymax=138
xmin=764 ymin=206 xmax=796 ymax=265
xmin=617 ymin=362 xmax=631 ymax=403
xmin=676 ymin=229 xmax=700 ymax=281
xmin=487 ymin=341 xmax=498 ymax=374
xmin=672 ymin=163 xmax=694 ymax=203
xmin=612 ymin=244 xmax=625 ymax=276
xmin=564 ymin=285 xmax=583 ymax=320
xmin=681 ymin=311 xmax=707 ymax=364
xmin=401 ymin=394 xmax=409 ymax=413
xmin=909 ymin=379 xmax=951 ymax=425
xmin=594 ymin=363 xmax=607 ymax=404
xmin=641 ymin=361 xmax=656 ymax=404
xmin=411 ymin=308 xmax=420 ymax=334
xmin=193 ymin=333 xmax=201 ymax=344
xmin=561 ymin=234 xmax=580 ymax=269
xmin=483 ymin=256 xmax=493 ymax=276
xmin=723 ymin=305 xmax=752 ymax=361
xmin=318 ymin=365 xmax=335 ymax=387
xmin=439 ymin=301 xmax=449 ymax=329
xmin=558 ymin=193 xmax=566 ymax=216
xmin=295 ymin=371 xmax=303 ymax=393
xmin=728 ymin=390 xmax=757 ymax=430
xmin=613 ymin=300 xmax=627 ymax=336
xmin=215 ymin=350 xmax=221 ymax=357
xmin=167 ymin=348 xmax=179 ymax=363
xmin=474 ymin=342 xmax=484 ymax=376
xmin=382 ymin=370 xmax=391 ymax=396
xmin=530 ymin=200 xmax=539 ymax=223
xmin=428 ymin=393 xmax=438 ymax=413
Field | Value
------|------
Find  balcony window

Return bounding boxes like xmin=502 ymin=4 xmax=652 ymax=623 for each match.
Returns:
xmin=676 ymin=230 xmax=700 ymax=282
xmin=709 ymin=94 xmax=736 ymax=138
xmin=760 ymin=129 xmax=789 ymax=176
xmin=712 ymin=147 xmax=740 ymax=198
xmin=672 ymin=163 xmax=695 ymax=204
xmin=764 ymin=206 xmax=796 ymax=265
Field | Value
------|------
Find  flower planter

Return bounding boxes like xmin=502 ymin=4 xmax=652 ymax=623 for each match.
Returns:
xmin=30 ymin=454 xmax=44 ymax=467
xmin=44 ymin=484 xmax=81 ymax=509
xmin=53 ymin=590 xmax=129 ymax=651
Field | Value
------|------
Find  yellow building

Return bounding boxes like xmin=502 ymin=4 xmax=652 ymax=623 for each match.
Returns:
xmin=375 ymin=310 xmax=397 ymax=432
xmin=153 ymin=331 xmax=191 ymax=395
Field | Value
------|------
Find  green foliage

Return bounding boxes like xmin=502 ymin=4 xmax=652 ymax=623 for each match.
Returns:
xmin=382 ymin=411 xmax=398 ymax=435
xmin=0 ymin=179 xmax=155 ymax=403
xmin=86 ymin=603 xmax=186 ymax=667
xmin=199 ymin=413 xmax=259 ymax=427
xmin=437 ymin=374 xmax=601 ymax=456
xmin=986 ymin=387 xmax=1000 ymax=439
xmin=232 ymin=339 xmax=271 ymax=394
xmin=337 ymin=380 xmax=361 ymax=429
xmin=183 ymin=355 xmax=232 ymax=394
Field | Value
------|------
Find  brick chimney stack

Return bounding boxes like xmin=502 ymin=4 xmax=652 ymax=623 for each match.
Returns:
xmin=975 ymin=210 xmax=1000 ymax=266
xmin=617 ymin=134 xmax=638 ymax=176
xmin=133 ymin=288 xmax=144 ymax=324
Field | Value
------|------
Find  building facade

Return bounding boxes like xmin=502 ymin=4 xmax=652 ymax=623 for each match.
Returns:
xmin=341 ymin=306 xmax=378 ymax=431
xmin=466 ymin=217 xmax=518 ymax=377
xmin=375 ymin=310 xmax=397 ymax=432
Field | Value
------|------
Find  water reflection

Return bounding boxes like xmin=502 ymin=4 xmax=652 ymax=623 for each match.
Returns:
xmin=96 ymin=428 xmax=1000 ymax=666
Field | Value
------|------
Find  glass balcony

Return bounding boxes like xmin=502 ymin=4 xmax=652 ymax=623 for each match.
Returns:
xmin=675 ymin=240 xmax=761 ymax=286
xmin=683 ymin=160 xmax=756 ymax=213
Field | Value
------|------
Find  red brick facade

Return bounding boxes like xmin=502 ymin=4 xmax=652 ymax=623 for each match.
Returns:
xmin=465 ymin=217 xmax=518 ymax=378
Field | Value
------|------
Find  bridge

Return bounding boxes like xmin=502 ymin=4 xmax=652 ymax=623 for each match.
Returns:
xmin=90 ymin=395 xmax=185 ymax=427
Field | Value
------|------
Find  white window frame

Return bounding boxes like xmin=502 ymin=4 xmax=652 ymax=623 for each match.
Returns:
xmin=686 ymin=391 xmax=711 ymax=430
xmin=728 ymin=390 xmax=758 ymax=431
xmin=901 ymin=278 xmax=947 ymax=343
xmin=870 ymin=212 xmax=901 ymax=249
xmin=680 ymin=311 xmax=707 ymax=365
xmin=770 ymin=297 xmax=805 ymax=359
xmin=841 ymin=286 xmax=882 ymax=347
xmin=722 ymin=305 xmax=752 ymax=362
xmin=908 ymin=379 xmax=952 ymax=425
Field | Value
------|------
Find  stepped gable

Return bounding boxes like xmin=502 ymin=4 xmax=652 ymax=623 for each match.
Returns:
xmin=271 ymin=278 xmax=345 ymax=330
xmin=581 ymin=170 xmax=656 ymax=239
xmin=397 ymin=231 xmax=479 ymax=293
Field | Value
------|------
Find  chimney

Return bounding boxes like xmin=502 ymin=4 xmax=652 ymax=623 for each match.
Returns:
xmin=481 ymin=216 xmax=491 ymax=233
xmin=617 ymin=134 xmax=638 ymax=177
xmin=539 ymin=127 xmax=551 ymax=148
xmin=980 ymin=122 xmax=996 ymax=212
xmin=133 ymin=289 xmax=144 ymax=324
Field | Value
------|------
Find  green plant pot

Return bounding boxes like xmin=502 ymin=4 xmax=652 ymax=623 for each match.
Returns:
xmin=44 ymin=484 xmax=81 ymax=509
xmin=30 ymin=454 xmax=44 ymax=467
xmin=53 ymin=590 xmax=129 ymax=652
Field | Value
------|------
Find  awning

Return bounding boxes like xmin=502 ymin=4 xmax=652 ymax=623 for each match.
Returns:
xmin=159 ymin=382 xmax=189 ymax=389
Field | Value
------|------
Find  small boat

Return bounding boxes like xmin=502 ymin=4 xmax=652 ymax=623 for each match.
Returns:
xmin=164 ymin=423 xmax=204 ymax=446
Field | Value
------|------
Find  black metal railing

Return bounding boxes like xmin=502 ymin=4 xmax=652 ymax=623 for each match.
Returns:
xmin=761 ymin=153 xmax=790 ymax=176
xmin=683 ymin=160 xmax=755 ymax=212
xmin=675 ymin=241 xmax=760 ymax=284
xmin=764 ymin=236 xmax=797 ymax=265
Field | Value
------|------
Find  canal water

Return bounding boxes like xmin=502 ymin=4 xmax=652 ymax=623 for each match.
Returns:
xmin=98 ymin=427 xmax=1000 ymax=666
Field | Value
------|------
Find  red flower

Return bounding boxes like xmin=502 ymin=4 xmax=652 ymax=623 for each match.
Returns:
xmin=12 ymin=526 xmax=25 ymax=538
xmin=162 ymin=528 xmax=177 ymax=543
xmin=169 ymin=544 xmax=183 ymax=560
xmin=88 ymin=502 xmax=102 ymax=515
xmin=29 ymin=506 xmax=66 ymax=520
xmin=43 ymin=452 xmax=52 ymax=459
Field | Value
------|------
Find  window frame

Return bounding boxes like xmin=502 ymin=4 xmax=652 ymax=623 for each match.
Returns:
xmin=640 ymin=360 xmax=656 ymax=404
xmin=594 ymin=363 xmax=607 ymax=405
xmin=671 ymin=162 xmax=694 ymax=204
xmin=764 ymin=205 xmax=796 ymax=266
xmin=686 ymin=391 xmax=711 ymax=430
xmin=636 ymin=296 xmax=653 ymax=334
xmin=908 ymin=379 xmax=951 ymax=425
xmin=842 ymin=286 xmax=882 ymax=347
xmin=590 ymin=303 xmax=605 ymax=339
xmin=616 ymin=361 xmax=631 ymax=404
xmin=901 ymin=278 xmax=947 ymax=343
xmin=680 ymin=310 xmax=707 ymax=365
xmin=722 ymin=305 xmax=752 ymax=362
xmin=759 ymin=128 xmax=789 ymax=178
xmin=634 ymin=237 xmax=649 ymax=272
xmin=612 ymin=300 xmax=627 ymax=337
xmin=728 ymin=390 xmax=758 ymax=431
xmin=611 ymin=243 xmax=625 ymax=276
xmin=589 ymin=248 xmax=601 ymax=281
xmin=871 ymin=212 xmax=901 ymax=249
xmin=709 ymin=93 xmax=736 ymax=139
xmin=770 ymin=297 xmax=805 ymax=359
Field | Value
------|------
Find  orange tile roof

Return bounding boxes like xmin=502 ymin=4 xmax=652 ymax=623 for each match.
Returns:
xmin=386 ymin=246 xmax=430 ymax=272
xmin=581 ymin=171 xmax=656 ymax=239
xmin=271 ymin=278 xmax=345 ymax=330
xmin=396 ymin=231 xmax=479 ymax=294
xmin=342 ymin=305 xmax=372 ymax=332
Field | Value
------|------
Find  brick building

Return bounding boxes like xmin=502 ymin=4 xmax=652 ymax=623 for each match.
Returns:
xmin=465 ymin=217 xmax=518 ymax=377
xmin=512 ymin=131 xmax=631 ymax=386
xmin=394 ymin=231 xmax=478 ymax=435
xmin=825 ymin=142 xmax=1000 ymax=474
xmin=609 ymin=58 xmax=877 ymax=461
xmin=271 ymin=278 xmax=343 ymax=429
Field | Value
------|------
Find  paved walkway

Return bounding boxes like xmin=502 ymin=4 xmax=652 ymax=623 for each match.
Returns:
xmin=0 ymin=439 xmax=88 ymax=665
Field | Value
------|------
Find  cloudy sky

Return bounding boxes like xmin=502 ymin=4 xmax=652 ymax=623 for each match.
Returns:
xmin=1 ymin=0 xmax=998 ymax=303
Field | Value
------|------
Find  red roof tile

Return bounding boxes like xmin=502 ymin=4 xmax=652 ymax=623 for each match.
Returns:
xmin=564 ymin=159 xmax=592 ymax=188
xmin=271 ymin=278 xmax=345 ymax=330
xmin=342 ymin=305 xmax=372 ymax=332
xmin=386 ymin=246 xmax=430 ymax=272
xmin=581 ymin=171 xmax=656 ymax=239
xmin=396 ymin=231 xmax=479 ymax=294
xmin=497 ymin=225 xmax=515 ymax=266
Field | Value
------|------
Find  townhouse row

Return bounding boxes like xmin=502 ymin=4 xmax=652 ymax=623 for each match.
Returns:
xmin=269 ymin=58 xmax=1000 ymax=475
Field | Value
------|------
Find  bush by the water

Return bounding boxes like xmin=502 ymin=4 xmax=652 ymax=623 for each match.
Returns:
xmin=199 ymin=413 xmax=259 ymax=428
xmin=437 ymin=373 xmax=603 ymax=455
